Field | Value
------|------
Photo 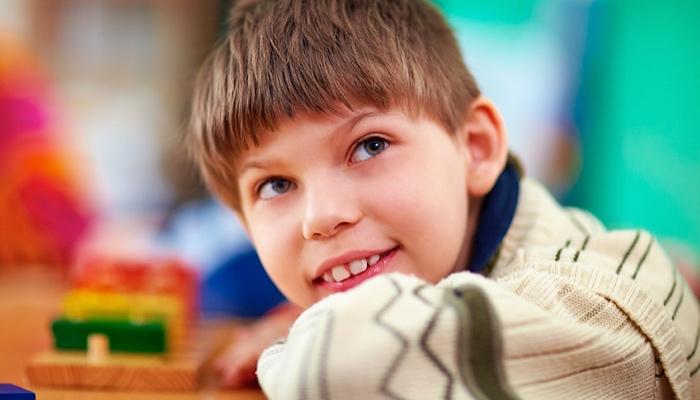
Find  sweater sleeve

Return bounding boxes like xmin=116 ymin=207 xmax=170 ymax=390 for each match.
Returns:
xmin=256 ymin=249 xmax=694 ymax=400
xmin=257 ymin=272 xmax=521 ymax=400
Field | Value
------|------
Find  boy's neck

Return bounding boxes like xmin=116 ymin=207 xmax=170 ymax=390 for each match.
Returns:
xmin=451 ymin=196 xmax=484 ymax=275
xmin=459 ymin=160 xmax=522 ymax=274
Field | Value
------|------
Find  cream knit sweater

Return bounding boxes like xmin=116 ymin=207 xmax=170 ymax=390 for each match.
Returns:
xmin=257 ymin=178 xmax=700 ymax=399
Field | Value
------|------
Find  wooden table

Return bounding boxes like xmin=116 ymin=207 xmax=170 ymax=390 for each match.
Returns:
xmin=0 ymin=266 xmax=266 ymax=399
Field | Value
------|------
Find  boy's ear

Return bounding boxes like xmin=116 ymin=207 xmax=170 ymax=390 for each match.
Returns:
xmin=459 ymin=97 xmax=508 ymax=197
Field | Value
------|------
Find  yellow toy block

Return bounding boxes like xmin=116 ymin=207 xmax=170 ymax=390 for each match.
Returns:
xmin=62 ymin=290 xmax=186 ymax=349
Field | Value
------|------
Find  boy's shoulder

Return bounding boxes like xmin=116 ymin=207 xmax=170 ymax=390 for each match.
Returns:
xmin=489 ymin=174 xmax=695 ymax=324
xmin=492 ymin=175 xmax=669 ymax=281
xmin=492 ymin=175 xmax=699 ymax=367
xmin=491 ymin=174 xmax=603 ymax=268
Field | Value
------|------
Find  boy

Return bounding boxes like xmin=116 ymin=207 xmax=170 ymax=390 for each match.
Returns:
xmin=188 ymin=0 xmax=700 ymax=398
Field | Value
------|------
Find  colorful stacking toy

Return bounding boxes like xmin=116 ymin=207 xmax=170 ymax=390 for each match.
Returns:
xmin=27 ymin=256 xmax=205 ymax=391
xmin=51 ymin=256 xmax=198 ymax=355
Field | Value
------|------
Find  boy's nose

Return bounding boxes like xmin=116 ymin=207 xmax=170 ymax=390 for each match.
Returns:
xmin=301 ymin=184 xmax=362 ymax=240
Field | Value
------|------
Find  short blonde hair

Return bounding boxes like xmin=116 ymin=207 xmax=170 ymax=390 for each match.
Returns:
xmin=188 ymin=0 xmax=480 ymax=210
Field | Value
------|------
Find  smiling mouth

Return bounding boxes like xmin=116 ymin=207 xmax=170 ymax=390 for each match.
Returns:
xmin=313 ymin=246 xmax=399 ymax=289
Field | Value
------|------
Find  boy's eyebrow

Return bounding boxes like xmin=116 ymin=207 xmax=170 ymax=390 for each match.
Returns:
xmin=238 ymin=110 xmax=379 ymax=176
xmin=328 ymin=110 xmax=379 ymax=143
xmin=238 ymin=159 xmax=279 ymax=176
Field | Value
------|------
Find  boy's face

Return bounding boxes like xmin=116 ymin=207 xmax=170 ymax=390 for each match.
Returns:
xmin=236 ymin=107 xmax=482 ymax=307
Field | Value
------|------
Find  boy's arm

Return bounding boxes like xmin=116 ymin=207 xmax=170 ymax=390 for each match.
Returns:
xmin=257 ymin=235 xmax=699 ymax=399
xmin=258 ymin=272 xmax=522 ymax=400
xmin=214 ymin=302 xmax=302 ymax=387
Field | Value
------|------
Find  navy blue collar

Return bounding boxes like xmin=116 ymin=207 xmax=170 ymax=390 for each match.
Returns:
xmin=467 ymin=161 xmax=521 ymax=273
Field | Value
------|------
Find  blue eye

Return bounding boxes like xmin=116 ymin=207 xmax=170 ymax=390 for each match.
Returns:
xmin=258 ymin=178 xmax=294 ymax=200
xmin=351 ymin=137 xmax=389 ymax=163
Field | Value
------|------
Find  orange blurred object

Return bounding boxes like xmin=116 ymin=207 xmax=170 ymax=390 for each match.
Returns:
xmin=0 ymin=33 xmax=94 ymax=268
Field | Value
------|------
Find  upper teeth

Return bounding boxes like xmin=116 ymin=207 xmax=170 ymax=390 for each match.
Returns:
xmin=331 ymin=266 xmax=350 ymax=282
xmin=349 ymin=259 xmax=367 ymax=275
xmin=323 ymin=254 xmax=382 ymax=283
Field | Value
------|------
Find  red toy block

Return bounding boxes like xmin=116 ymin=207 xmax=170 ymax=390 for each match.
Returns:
xmin=70 ymin=256 xmax=199 ymax=322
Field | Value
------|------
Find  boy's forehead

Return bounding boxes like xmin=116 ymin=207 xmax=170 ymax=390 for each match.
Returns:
xmin=265 ymin=103 xmax=424 ymax=141
xmin=280 ymin=105 xmax=386 ymax=133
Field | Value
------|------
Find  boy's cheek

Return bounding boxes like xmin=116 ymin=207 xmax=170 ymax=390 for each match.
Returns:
xmin=248 ymin=208 xmax=299 ymax=248
xmin=252 ymin=226 xmax=303 ymax=281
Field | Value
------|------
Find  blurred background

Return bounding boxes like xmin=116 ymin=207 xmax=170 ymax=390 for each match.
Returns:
xmin=1 ymin=0 xmax=698 ymax=316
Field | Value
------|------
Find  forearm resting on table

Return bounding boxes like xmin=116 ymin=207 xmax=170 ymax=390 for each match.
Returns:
xmin=215 ymin=302 xmax=302 ymax=388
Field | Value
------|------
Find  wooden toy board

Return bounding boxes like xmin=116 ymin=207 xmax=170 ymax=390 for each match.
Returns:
xmin=26 ymin=324 xmax=215 ymax=391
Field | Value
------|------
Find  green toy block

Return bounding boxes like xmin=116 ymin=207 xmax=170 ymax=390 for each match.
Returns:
xmin=51 ymin=316 xmax=167 ymax=353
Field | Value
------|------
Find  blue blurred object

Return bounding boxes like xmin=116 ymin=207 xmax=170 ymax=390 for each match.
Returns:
xmin=201 ymin=247 xmax=286 ymax=318
xmin=0 ymin=383 xmax=35 ymax=400
xmin=158 ymin=198 xmax=286 ymax=318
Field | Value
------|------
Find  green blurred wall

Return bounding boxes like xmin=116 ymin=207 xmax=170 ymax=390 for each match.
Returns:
xmin=435 ymin=0 xmax=700 ymax=252
xmin=574 ymin=1 xmax=700 ymax=252
xmin=434 ymin=0 xmax=537 ymax=25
